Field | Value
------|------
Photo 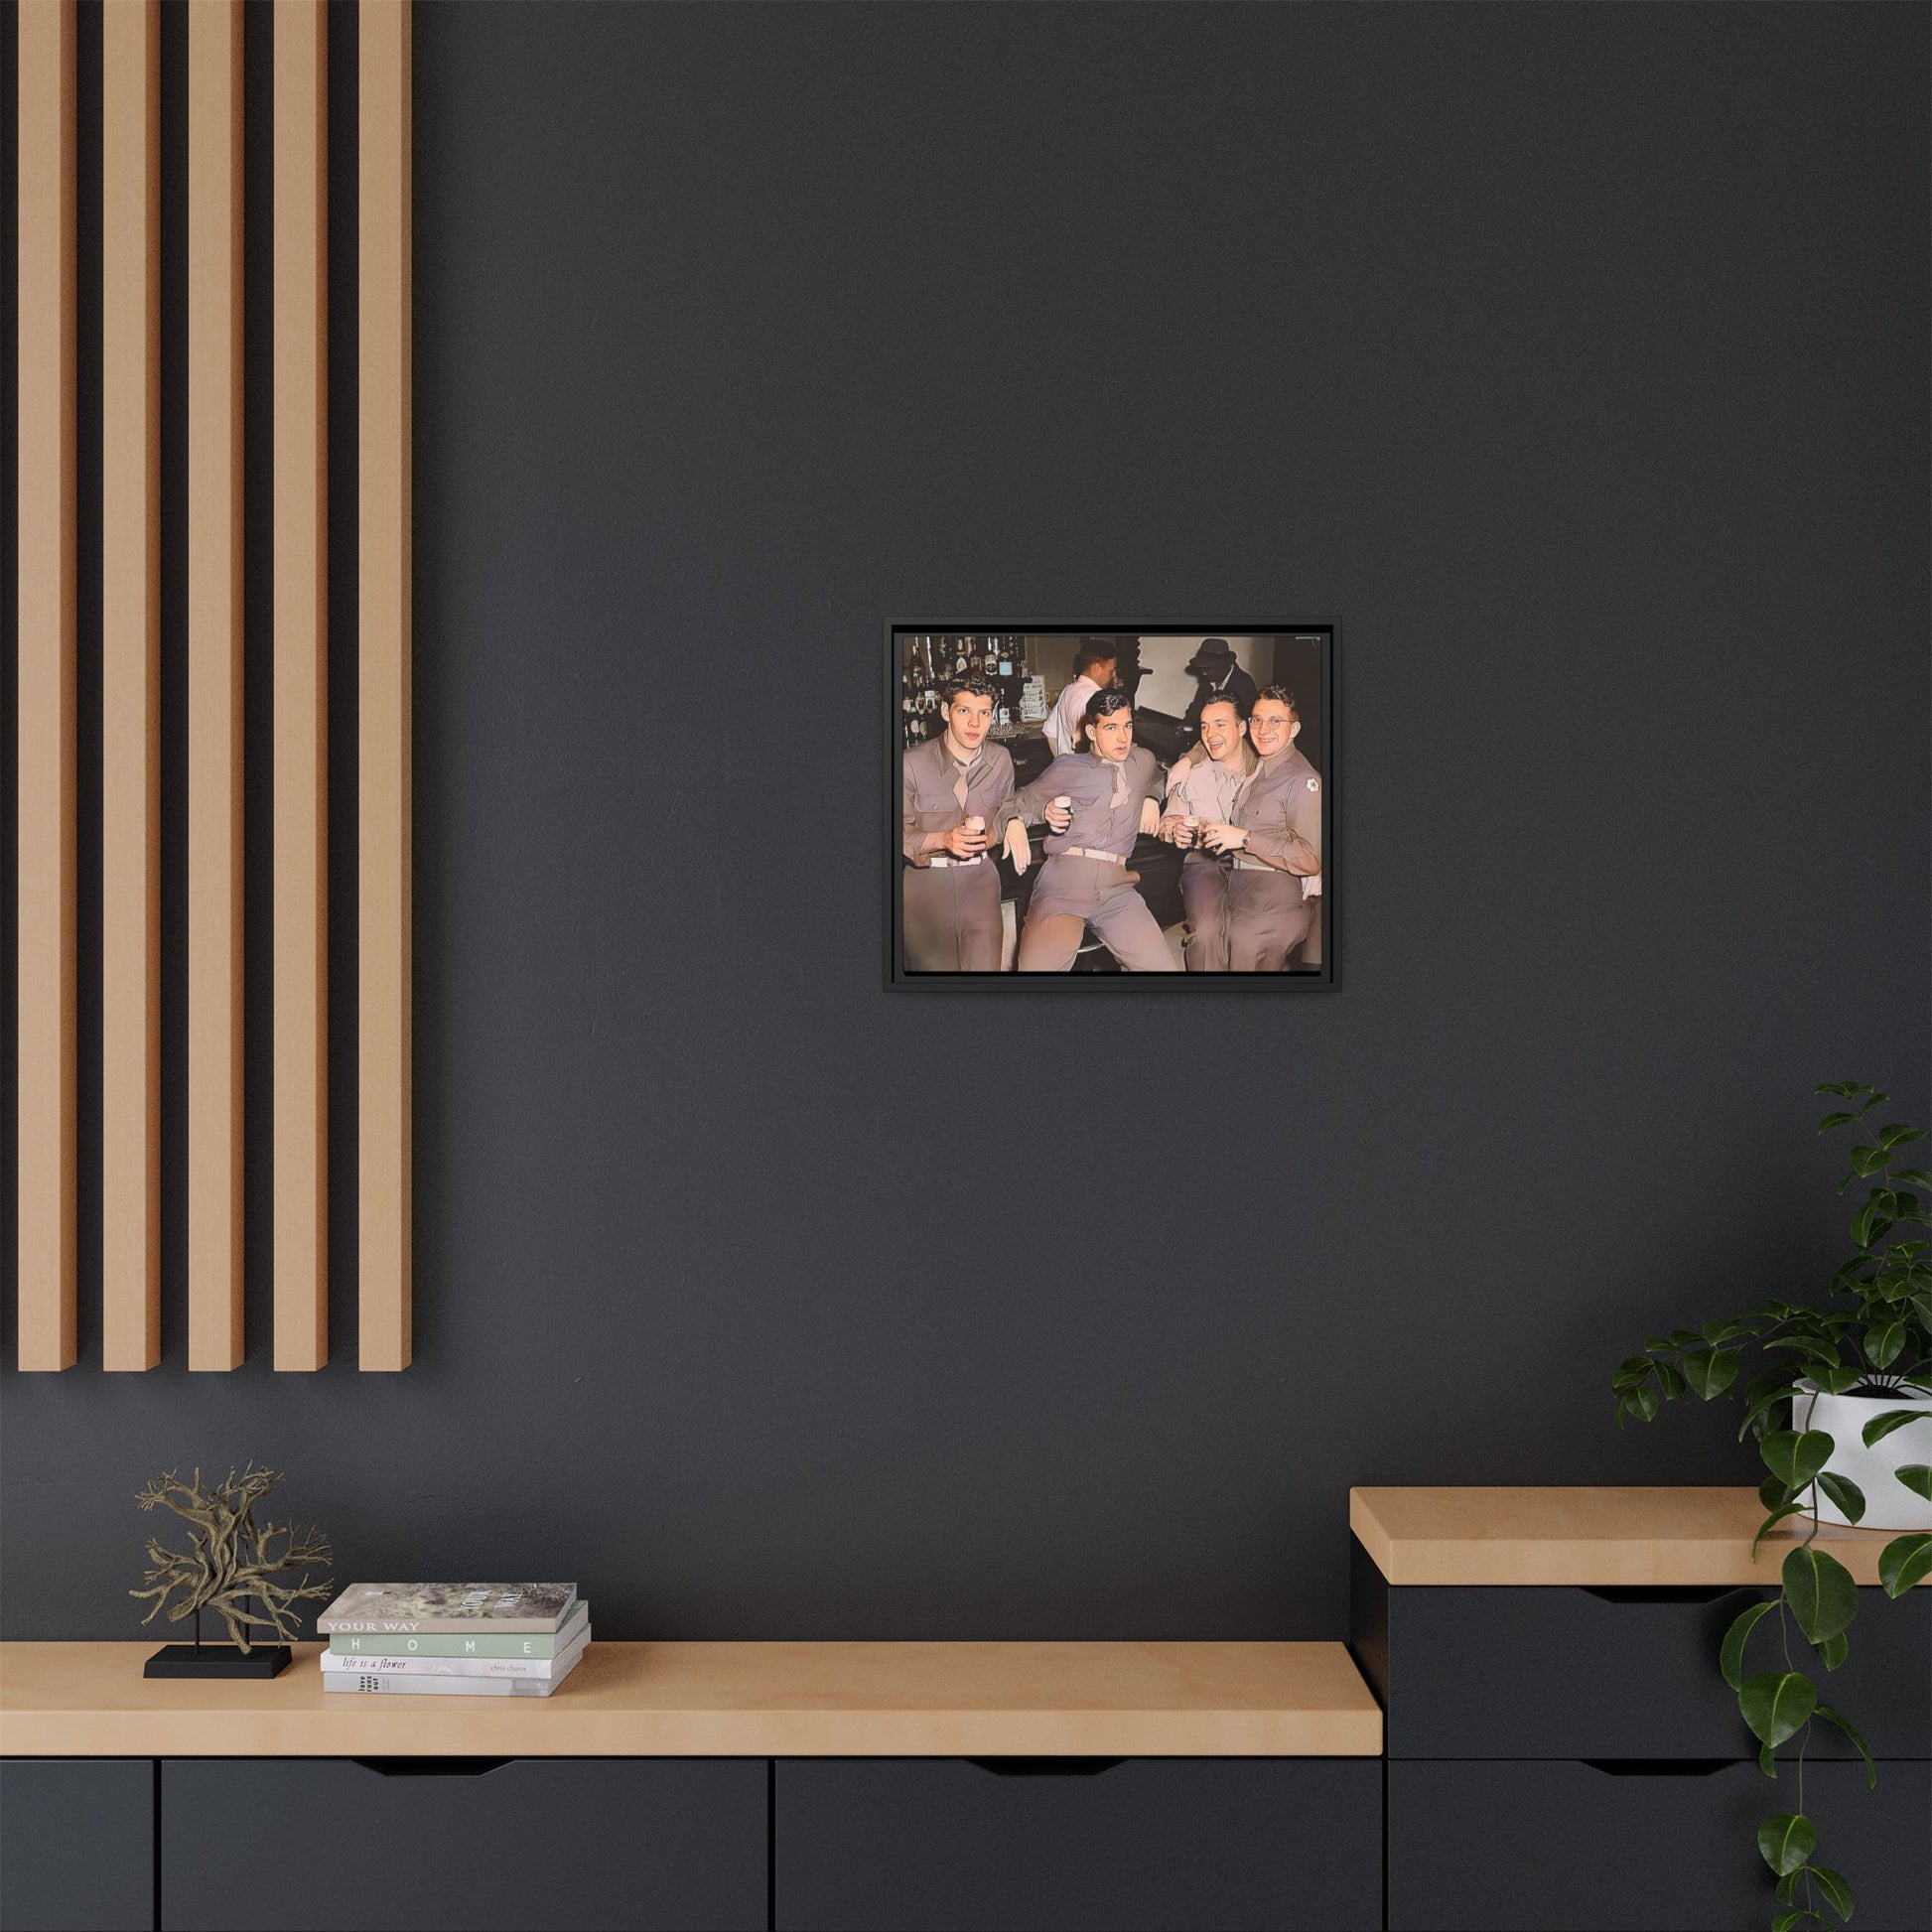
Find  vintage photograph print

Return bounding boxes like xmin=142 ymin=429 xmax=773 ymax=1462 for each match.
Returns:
xmin=890 ymin=625 xmax=1334 ymax=989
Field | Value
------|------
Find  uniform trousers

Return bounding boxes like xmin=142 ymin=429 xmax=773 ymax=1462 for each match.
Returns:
xmin=1179 ymin=855 xmax=1232 ymax=973
xmin=1017 ymin=856 xmax=1178 ymax=973
xmin=902 ymin=862 xmax=1003 ymax=972
xmin=1227 ymin=870 xmax=1313 ymax=971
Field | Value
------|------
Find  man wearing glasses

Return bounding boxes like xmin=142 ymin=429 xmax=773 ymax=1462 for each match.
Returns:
xmin=1194 ymin=685 xmax=1322 ymax=970
xmin=1159 ymin=691 xmax=1256 ymax=971
xmin=900 ymin=676 xmax=1027 ymax=971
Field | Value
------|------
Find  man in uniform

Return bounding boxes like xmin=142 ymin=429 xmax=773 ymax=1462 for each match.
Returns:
xmin=900 ymin=676 xmax=1025 ymax=971
xmin=1197 ymin=684 xmax=1322 ymax=970
xmin=1011 ymin=687 xmax=1175 ymax=972
xmin=1158 ymin=691 xmax=1255 ymax=971
xmin=1179 ymin=638 xmax=1259 ymax=746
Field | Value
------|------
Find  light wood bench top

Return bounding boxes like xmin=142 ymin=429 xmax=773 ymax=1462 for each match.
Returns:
xmin=0 ymin=1640 xmax=1382 ymax=1758
xmin=1351 ymin=1486 xmax=1927 ymax=1587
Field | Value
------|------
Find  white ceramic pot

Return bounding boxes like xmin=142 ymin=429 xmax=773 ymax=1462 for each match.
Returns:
xmin=1793 ymin=1379 xmax=1932 ymax=1532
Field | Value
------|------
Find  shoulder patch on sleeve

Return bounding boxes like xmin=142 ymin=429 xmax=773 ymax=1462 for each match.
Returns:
xmin=1307 ymin=777 xmax=1319 ymax=791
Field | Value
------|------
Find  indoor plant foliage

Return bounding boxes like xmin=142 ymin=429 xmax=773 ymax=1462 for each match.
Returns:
xmin=1612 ymin=1082 xmax=1932 ymax=1932
xmin=131 ymin=1465 xmax=334 ymax=1652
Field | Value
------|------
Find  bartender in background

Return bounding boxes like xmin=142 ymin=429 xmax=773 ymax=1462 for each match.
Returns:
xmin=1179 ymin=638 xmax=1259 ymax=745
xmin=1042 ymin=639 xmax=1119 ymax=759
xmin=900 ymin=676 xmax=1027 ymax=972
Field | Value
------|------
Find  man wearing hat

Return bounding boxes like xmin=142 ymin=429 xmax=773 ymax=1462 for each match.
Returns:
xmin=1180 ymin=638 xmax=1259 ymax=746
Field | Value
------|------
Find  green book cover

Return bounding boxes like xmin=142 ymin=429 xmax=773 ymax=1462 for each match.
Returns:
xmin=328 ymin=1600 xmax=587 ymax=1658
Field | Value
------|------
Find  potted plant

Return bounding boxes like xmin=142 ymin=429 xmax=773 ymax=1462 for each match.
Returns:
xmin=1612 ymin=1081 xmax=1932 ymax=1932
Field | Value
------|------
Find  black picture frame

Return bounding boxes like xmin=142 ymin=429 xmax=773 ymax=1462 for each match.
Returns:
xmin=887 ymin=621 xmax=1338 ymax=992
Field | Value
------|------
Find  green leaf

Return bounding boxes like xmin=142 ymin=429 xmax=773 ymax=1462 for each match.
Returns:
xmin=1809 ymin=1365 xmax=1865 ymax=1395
xmin=1863 ymin=1409 xmax=1931 ymax=1448
xmin=1783 ymin=1547 xmax=1860 ymax=1644
xmin=1759 ymin=1737 xmax=1777 ymax=1777
xmin=1816 ymin=1111 xmax=1856 ymax=1132
xmin=1762 ymin=1430 xmax=1835 ymax=1490
xmin=1816 ymin=1473 xmax=1865 ymax=1523
xmin=1864 ymin=1320 xmax=1905 ymax=1369
xmin=1851 ymin=1145 xmax=1888 ymax=1176
xmin=1853 ymin=1192 xmax=1895 ymax=1249
xmin=1740 ymin=1670 xmax=1817 ymax=1747
xmin=1878 ymin=1124 xmax=1925 ymax=1151
xmin=1617 ymin=1383 xmax=1658 ymax=1426
xmin=1682 ymin=1347 xmax=1738 ymax=1400
xmin=1813 ymin=1706 xmax=1876 ymax=1788
xmin=1770 ymin=1909 xmax=1811 ymax=1932
xmin=1815 ymin=1629 xmax=1849 ymax=1671
xmin=1878 ymin=1533 xmax=1932 ymax=1596
xmin=1814 ymin=1081 xmax=1861 ymax=1097
xmin=1760 ymin=1474 xmax=1796 ymax=1512
xmin=1654 ymin=1359 xmax=1688 ymax=1399
xmin=1858 ymin=1090 xmax=1888 ymax=1116
xmin=1894 ymin=1464 xmax=1932 ymax=1502
xmin=1758 ymin=1812 xmax=1816 ymax=1876
xmin=1720 ymin=1598 xmax=1777 ymax=1690
xmin=1810 ymin=1863 xmax=1856 ymax=1922
xmin=1893 ymin=1168 xmax=1932 ymax=1190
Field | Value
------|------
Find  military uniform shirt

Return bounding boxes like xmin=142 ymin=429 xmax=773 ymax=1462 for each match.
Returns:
xmin=901 ymin=736 xmax=1018 ymax=867
xmin=1015 ymin=748 xmax=1164 ymax=860
xmin=1230 ymin=744 xmax=1322 ymax=874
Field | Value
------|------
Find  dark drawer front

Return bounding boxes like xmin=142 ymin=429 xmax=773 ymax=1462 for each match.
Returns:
xmin=1389 ymin=1759 xmax=1932 ymax=1931
xmin=1352 ymin=1538 xmax=1932 ymax=1759
xmin=160 ymin=1759 xmax=765 ymax=1932
xmin=775 ymin=1757 xmax=1380 ymax=1932
xmin=1 ymin=1760 xmax=154 ymax=1932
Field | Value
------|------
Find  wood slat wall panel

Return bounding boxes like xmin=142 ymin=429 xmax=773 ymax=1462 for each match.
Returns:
xmin=358 ymin=0 xmax=412 ymax=1369
xmin=273 ymin=0 xmax=328 ymax=1369
xmin=16 ymin=0 xmax=78 ymax=1372
xmin=101 ymin=0 xmax=162 ymax=1371
xmin=187 ymin=0 xmax=245 ymax=1370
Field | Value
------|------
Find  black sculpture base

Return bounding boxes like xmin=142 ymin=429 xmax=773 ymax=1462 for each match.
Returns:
xmin=144 ymin=1643 xmax=291 ymax=1680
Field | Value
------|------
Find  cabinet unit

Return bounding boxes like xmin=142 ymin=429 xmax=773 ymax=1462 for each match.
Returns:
xmin=775 ymin=1757 xmax=1381 ymax=1932
xmin=159 ymin=1758 xmax=766 ymax=1932
xmin=1351 ymin=1488 xmax=1932 ymax=1932
xmin=0 ymin=1759 xmax=154 ymax=1932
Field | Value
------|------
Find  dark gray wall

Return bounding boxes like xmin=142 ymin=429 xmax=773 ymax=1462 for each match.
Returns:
xmin=4 ymin=2 xmax=1927 ymax=1640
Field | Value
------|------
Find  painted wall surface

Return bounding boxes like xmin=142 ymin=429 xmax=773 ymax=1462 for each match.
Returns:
xmin=3 ymin=2 xmax=1927 ymax=1639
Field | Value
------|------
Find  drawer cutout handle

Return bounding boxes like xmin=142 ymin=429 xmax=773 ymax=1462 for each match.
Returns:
xmin=968 ymin=1757 xmax=1126 ymax=1777
xmin=1583 ymin=1760 xmax=1734 ymax=1777
xmin=352 ymin=1757 xmax=514 ymax=1777
xmin=1580 ymin=1587 xmax=1752 ymax=1605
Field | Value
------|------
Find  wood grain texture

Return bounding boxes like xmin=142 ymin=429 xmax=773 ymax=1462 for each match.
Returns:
xmin=0 ymin=1641 xmax=1383 ymax=1757
xmin=16 ymin=0 xmax=78 ymax=1371
xmin=100 ymin=0 xmax=161 ymax=1371
xmin=358 ymin=0 xmax=411 ymax=1368
xmin=1349 ymin=1486 xmax=1932 ymax=1588
xmin=273 ymin=0 xmax=328 ymax=1370
xmin=187 ymin=0 xmax=244 ymax=1369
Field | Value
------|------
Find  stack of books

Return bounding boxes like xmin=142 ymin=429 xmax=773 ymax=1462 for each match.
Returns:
xmin=316 ymin=1583 xmax=590 ymax=1698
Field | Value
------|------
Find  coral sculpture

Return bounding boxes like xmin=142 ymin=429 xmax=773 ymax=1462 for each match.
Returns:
xmin=131 ymin=1466 xmax=334 ymax=1652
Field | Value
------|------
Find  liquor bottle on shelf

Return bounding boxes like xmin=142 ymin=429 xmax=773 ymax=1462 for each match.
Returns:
xmin=998 ymin=637 xmax=1014 ymax=678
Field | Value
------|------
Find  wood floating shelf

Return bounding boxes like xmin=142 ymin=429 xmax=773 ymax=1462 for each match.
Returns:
xmin=0 ymin=1641 xmax=1381 ymax=1759
xmin=1350 ymin=1486 xmax=1931 ymax=1588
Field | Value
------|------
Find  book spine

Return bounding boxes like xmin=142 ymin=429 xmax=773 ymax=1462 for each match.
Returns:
xmin=328 ymin=1616 xmax=588 ymax=1660
xmin=322 ymin=1671 xmax=563 ymax=1697
xmin=319 ymin=1641 xmax=586 ymax=1680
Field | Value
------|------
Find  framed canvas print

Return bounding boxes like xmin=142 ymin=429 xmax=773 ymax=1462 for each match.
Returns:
xmin=888 ymin=623 xmax=1336 ymax=991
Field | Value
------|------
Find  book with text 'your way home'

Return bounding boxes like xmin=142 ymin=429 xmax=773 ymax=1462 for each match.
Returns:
xmin=317 ymin=1583 xmax=577 ymax=1635
xmin=328 ymin=1600 xmax=589 ymax=1658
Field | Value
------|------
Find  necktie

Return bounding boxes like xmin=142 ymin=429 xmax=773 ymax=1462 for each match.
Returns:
xmin=953 ymin=763 xmax=969 ymax=812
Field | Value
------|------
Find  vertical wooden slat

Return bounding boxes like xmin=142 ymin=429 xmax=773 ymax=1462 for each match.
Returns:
xmin=101 ymin=0 xmax=162 ymax=1371
xmin=16 ymin=0 xmax=78 ymax=1371
xmin=359 ymin=0 xmax=411 ymax=1370
xmin=274 ymin=0 xmax=328 ymax=1370
xmin=187 ymin=0 xmax=244 ymax=1370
